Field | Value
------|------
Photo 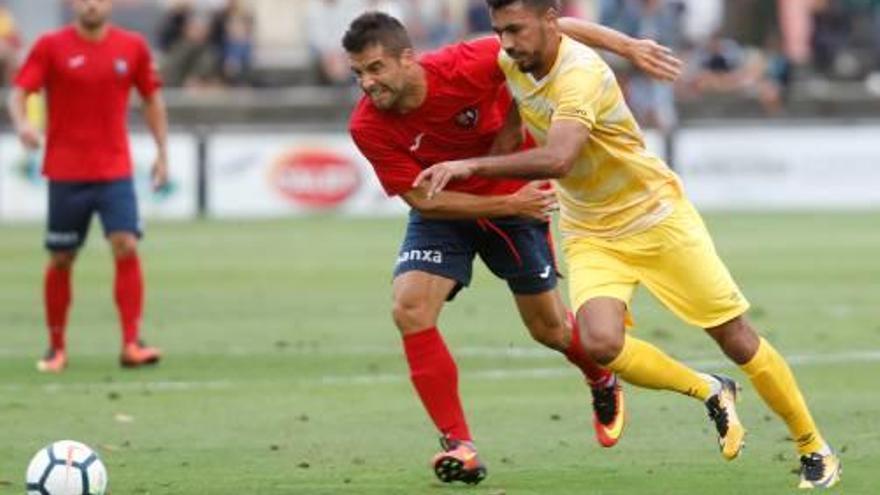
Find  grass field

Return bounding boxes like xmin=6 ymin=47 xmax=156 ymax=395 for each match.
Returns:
xmin=1 ymin=212 xmax=878 ymax=494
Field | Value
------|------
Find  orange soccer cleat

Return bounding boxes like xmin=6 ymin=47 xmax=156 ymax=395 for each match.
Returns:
xmin=120 ymin=341 xmax=162 ymax=368
xmin=431 ymin=437 xmax=487 ymax=485
xmin=591 ymin=377 xmax=626 ymax=447
xmin=36 ymin=348 xmax=68 ymax=373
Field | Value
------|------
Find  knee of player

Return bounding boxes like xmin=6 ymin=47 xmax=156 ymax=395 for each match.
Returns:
xmin=707 ymin=315 xmax=756 ymax=344
xmin=391 ymin=298 xmax=436 ymax=333
xmin=48 ymin=252 xmax=76 ymax=270
xmin=110 ymin=236 xmax=138 ymax=258
xmin=527 ymin=321 xmax=568 ymax=351
xmin=580 ymin=327 xmax=624 ymax=364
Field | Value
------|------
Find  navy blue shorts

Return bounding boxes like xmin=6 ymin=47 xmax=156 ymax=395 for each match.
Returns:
xmin=45 ymin=179 xmax=142 ymax=251
xmin=393 ymin=211 xmax=559 ymax=300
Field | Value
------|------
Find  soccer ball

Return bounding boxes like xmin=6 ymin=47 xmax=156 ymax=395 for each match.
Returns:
xmin=25 ymin=440 xmax=108 ymax=495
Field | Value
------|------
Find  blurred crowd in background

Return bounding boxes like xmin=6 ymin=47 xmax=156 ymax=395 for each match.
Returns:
xmin=0 ymin=0 xmax=878 ymax=124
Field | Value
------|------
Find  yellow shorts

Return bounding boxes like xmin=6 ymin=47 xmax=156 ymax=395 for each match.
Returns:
xmin=562 ymin=199 xmax=750 ymax=328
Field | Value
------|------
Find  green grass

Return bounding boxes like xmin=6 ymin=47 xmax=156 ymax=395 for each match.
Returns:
xmin=1 ymin=212 xmax=879 ymax=494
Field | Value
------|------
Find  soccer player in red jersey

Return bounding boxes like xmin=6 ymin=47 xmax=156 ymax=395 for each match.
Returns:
xmin=344 ymin=12 xmax=681 ymax=484
xmin=8 ymin=0 xmax=168 ymax=372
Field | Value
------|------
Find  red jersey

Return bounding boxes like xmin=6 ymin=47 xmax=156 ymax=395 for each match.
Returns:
xmin=349 ymin=37 xmax=526 ymax=197
xmin=14 ymin=26 xmax=161 ymax=181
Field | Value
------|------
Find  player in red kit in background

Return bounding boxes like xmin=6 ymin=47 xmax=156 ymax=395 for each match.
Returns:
xmin=8 ymin=0 xmax=168 ymax=372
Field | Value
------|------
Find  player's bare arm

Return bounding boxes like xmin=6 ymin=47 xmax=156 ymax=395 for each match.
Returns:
xmin=402 ymin=181 xmax=556 ymax=221
xmin=141 ymin=92 xmax=169 ymax=190
xmin=414 ymin=120 xmax=589 ymax=198
xmin=558 ymin=17 xmax=682 ymax=82
xmin=7 ymin=87 xmax=42 ymax=150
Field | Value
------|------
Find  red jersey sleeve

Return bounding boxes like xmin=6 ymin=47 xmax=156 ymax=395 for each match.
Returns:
xmin=133 ymin=37 xmax=161 ymax=98
xmin=14 ymin=36 xmax=51 ymax=92
xmin=350 ymin=124 xmax=422 ymax=197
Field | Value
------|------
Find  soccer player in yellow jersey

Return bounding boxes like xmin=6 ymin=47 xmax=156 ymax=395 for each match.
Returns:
xmin=414 ymin=0 xmax=841 ymax=489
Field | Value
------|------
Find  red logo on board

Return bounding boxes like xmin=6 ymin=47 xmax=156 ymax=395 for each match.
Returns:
xmin=270 ymin=149 xmax=361 ymax=208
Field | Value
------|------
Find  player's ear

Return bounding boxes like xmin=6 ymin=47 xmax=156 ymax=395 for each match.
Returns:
xmin=399 ymin=47 xmax=416 ymax=67
xmin=543 ymin=6 xmax=560 ymax=28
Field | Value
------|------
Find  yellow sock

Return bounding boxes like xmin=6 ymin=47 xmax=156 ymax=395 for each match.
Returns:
xmin=607 ymin=335 xmax=711 ymax=400
xmin=741 ymin=338 xmax=825 ymax=455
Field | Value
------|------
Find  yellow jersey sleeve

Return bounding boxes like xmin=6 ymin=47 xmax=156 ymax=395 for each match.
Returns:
xmin=550 ymin=68 xmax=604 ymax=131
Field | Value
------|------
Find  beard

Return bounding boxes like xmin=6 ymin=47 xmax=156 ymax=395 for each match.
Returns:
xmin=79 ymin=12 xmax=107 ymax=31
xmin=507 ymin=27 xmax=548 ymax=74
xmin=515 ymin=56 xmax=540 ymax=72
xmin=506 ymin=49 xmax=540 ymax=73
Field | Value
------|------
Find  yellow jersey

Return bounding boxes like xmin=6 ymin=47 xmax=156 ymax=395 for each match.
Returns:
xmin=498 ymin=35 xmax=682 ymax=239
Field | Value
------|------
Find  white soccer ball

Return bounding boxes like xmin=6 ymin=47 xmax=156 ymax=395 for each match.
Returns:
xmin=26 ymin=440 xmax=108 ymax=495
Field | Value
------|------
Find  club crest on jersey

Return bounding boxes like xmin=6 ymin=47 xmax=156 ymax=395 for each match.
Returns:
xmin=114 ymin=58 xmax=129 ymax=76
xmin=454 ymin=107 xmax=479 ymax=129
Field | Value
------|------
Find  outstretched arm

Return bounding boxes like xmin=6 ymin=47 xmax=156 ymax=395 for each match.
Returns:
xmin=413 ymin=120 xmax=589 ymax=198
xmin=402 ymin=181 xmax=556 ymax=221
xmin=558 ymin=17 xmax=682 ymax=81
xmin=350 ymin=126 xmax=556 ymax=220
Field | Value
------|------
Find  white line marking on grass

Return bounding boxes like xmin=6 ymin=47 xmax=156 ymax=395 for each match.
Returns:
xmin=0 ymin=345 xmax=558 ymax=358
xmin=3 ymin=344 xmax=873 ymax=361
xmin=1 ymin=350 xmax=878 ymax=392
xmin=317 ymin=349 xmax=880 ymax=386
xmin=0 ymin=380 xmax=233 ymax=393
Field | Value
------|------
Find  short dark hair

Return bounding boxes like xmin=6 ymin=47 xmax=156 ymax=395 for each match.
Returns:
xmin=485 ymin=0 xmax=559 ymax=12
xmin=342 ymin=11 xmax=413 ymax=56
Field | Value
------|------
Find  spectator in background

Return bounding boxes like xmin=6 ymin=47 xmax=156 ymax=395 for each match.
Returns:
xmin=777 ymin=0 xmax=814 ymax=68
xmin=0 ymin=0 xmax=21 ymax=85
xmin=426 ymin=2 xmax=462 ymax=47
xmin=306 ymin=0 xmax=406 ymax=84
xmin=466 ymin=0 xmax=493 ymax=35
xmin=811 ymin=0 xmax=854 ymax=77
xmin=209 ymin=0 xmax=255 ymax=85
xmin=600 ymin=0 xmax=684 ymax=45
xmin=365 ymin=0 xmax=405 ymax=20
xmin=158 ymin=0 xmax=192 ymax=52
xmin=306 ymin=0 xmax=365 ymax=85
xmin=599 ymin=0 xmax=639 ymax=34
xmin=601 ymin=0 xmax=683 ymax=131
xmin=631 ymin=0 xmax=682 ymax=131
xmin=874 ymin=0 xmax=880 ymax=73
xmin=407 ymin=0 xmax=462 ymax=49
xmin=677 ymin=0 xmax=721 ymax=46
xmin=862 ymin=0 xmax=880 ymax=73
xmin=763 ymin=33 xmax=792 ymax=91
xmin=682 ymin=32 xmax=785 ymax=114
xmin=161 ymin=12 xmax=221 ymax=89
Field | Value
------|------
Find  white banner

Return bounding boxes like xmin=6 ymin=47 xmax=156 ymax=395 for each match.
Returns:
xmin=207 ymin=132 xmax=406 ymax=218
xmin=208 ymin=131 xmax=666 ymax=219
xmin=675 ymin=126 xmax=880 ymax=209
xmin=0 ymin=134 xmax=198 ymax=221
